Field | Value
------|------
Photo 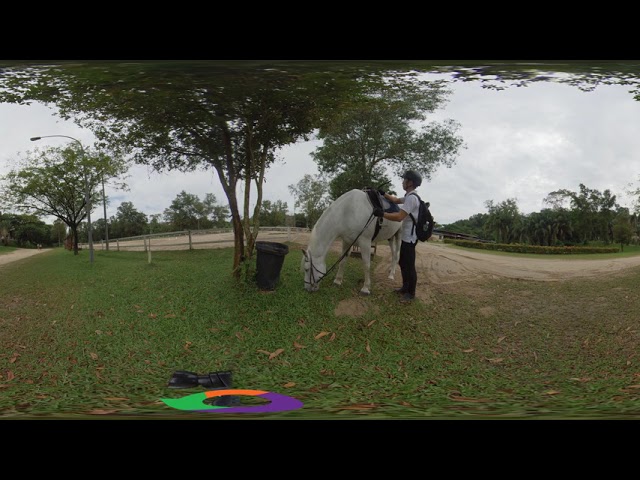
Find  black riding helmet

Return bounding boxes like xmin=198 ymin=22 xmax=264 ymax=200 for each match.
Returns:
xmin=402 ymin=170 xmax=422 ymax=187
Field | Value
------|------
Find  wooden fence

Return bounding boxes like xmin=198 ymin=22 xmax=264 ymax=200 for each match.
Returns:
xmin=79 ymin=226 xmax=310 ymax=252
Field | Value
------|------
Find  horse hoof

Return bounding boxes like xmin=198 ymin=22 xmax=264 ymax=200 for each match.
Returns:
xmin=387 ymin=275 xmax=395 ymax=281
xmin=359 ymin=290 xmax=370 ymax=296
xmin=333 ymin=279 xmax=342 ymax=286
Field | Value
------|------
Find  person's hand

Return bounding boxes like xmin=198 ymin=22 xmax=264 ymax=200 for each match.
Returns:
xmin=378 ymin=189 xmax=386 ymax=196
xmin=373 ymin=207 xmax=384 ymax=218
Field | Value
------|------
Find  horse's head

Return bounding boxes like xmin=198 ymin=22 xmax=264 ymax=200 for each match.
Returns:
xmin=301 ymin=249 xmax=324 ymax=292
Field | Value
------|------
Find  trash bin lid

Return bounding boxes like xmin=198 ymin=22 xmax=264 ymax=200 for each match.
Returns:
xmin=256 ymin=241 xmax=289 ymax=256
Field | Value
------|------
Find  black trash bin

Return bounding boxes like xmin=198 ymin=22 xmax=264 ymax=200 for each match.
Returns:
xmin=255 ymin=241 xmax=289 ymax=290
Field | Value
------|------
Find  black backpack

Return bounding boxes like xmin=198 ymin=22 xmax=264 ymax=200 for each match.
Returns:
xmin=408 ymin=192 xmax=434 ymax=242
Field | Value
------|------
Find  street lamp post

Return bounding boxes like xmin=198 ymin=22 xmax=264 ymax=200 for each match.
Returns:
xmin=102 ymin=173 xmax=109 ymax=251
xmin=30 ymin=135 xmax=94 ymax=263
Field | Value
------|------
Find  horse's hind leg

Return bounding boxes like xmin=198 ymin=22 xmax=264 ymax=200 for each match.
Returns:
xmin=333 ymin=239 xmax=350 ymax=286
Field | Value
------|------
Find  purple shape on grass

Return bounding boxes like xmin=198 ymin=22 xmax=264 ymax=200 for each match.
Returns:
xmin=194 ymin=392 xmax=303 ymax=414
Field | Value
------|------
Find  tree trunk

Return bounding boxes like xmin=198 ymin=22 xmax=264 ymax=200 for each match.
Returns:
xmin=72 ymin=225 xmax=79 ymax=255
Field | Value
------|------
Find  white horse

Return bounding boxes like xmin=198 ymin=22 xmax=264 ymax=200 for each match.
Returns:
xmin=302 ymin=189 xmax=402 ymax=295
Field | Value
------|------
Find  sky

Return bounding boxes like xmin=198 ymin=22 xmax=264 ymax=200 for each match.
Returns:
xmin=1 ymin=70 xmax=640 ymax=226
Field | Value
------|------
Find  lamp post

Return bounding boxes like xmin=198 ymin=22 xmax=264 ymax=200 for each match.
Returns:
xmin=102 ymin=173 xmax=109 ymax=251
xmin=30 ymin=135 xmax=94 ymax=264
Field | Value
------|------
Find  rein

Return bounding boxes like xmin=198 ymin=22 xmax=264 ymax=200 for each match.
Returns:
xmin=304 ymin=212 xmax=377 ymax=286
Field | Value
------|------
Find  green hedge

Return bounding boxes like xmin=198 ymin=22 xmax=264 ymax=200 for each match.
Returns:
xmin=443 ymin=239 xmax=619 ymax=254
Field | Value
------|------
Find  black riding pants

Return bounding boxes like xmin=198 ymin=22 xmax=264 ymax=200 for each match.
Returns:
xmin=399 ymin=240 xmax=418 ymax=296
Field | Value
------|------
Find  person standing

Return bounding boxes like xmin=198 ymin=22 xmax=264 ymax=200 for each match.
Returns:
xmin=373 ymin=170 xmax=422 ymax=302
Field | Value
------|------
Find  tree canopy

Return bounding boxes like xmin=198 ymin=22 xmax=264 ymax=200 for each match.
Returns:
xmin=288 ymin=174 xmax=330 ymax=229
xmin=1 ymin=145 xmax=127 ymax=253
xmin=311 ymin=81 xmax=465 ymax=199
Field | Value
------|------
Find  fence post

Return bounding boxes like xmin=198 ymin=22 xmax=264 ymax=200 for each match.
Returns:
xmin=287 ymin=226 xmax=291 ymax=242
xmin=148 ymin=235 xmax=152 ymax=264
xmin=117 ymin=239 xmax=119 ymax=251
xmin=188 ymin=230 xmax=193 ymax=250
xmin=144 ymin=236 xmax=147 ymax=252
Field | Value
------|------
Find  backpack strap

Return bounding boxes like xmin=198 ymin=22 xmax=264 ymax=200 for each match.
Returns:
xmin=407 ymin=192 xmax=419 ymax=236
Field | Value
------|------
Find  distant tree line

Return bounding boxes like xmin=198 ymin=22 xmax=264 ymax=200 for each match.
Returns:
xmin=444 ymin=184 xmax=640 ymax=248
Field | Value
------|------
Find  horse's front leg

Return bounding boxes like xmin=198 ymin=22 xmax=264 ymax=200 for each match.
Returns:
xmin=333 ymin=239 xmax=350 ymax=286
xmin=357 ymin=237 xmax=372 ymax=296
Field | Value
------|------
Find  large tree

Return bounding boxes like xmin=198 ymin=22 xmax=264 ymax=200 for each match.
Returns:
xmin=288 ymin=174 xmax=330 ymax=229
xmin=484 ymin=198 xmax=522 ymax=244
xmin=1 ymin=145 xmax=128 ymax=254
xmin=546 ymin=184 xmax=618 ymax=244
xmin=311 ymin=81 xmax=465 ymax=199
xmin=258 ymin=200 xmax=288 ymax=226
xmin=110 ymin=201 xmax=148 ymax=238
xmin=202 ymin=193 xmax=230 ymax=228
xmin=163 ymin=191 xmax=211 ymax=231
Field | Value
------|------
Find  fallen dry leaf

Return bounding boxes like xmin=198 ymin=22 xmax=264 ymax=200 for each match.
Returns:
xmin=87 ymin=409 xmax=118 ymax=415
xmin=7 ymin=371 xmax=16 ymax=381
xmin=329 ymin=332 xmax=336 ymax=341
xmin=315 ymin=331 xmax=330 ymax=340
xmin=324 ymin=355 xmax=333 ymax=360
xmin=89 ymin=352 xmax=99 ymax=360
xmin=148 ymin=313 xmax=157 ymax=319
xmin=134 ymin=305 xmax=141 ymax=309
xmin=95 ymin=330 xmax=103 ymax=335
xmin=283 ymin=382 xmax=296 ymax=388
xmin=497 ymin=336 xmax=506 ymax=343
xmin=366 ymin=341 xmax=371 ymax=353
xmin=367 ymin=320 xmax=376 ymax=327
xmin=257 ymin=350 xmax=271 ymax=356
xmin=164 ymin=314 xmax=177 ymax=318
xmin=208 ymin=328 xmax=220 ymax=333
xmin=9 ymin=353 xmax=20 ymax=364
xmin=269 ymin=348 xmax=284 ymax=360
xmin=293 ymin=341 xmax=306 ymax=350
xmin=184 ymin=341 xmax=192 ymax=350
xmin=487 ymin=357 xmax=503 ymax=364
xmin=544 ymin=390 xmax=561 ymax=395
xmin=298 ymin=319 xmax=306 ymax=326
xmin=104 ymin=397 xmax=129 ymax=401
xmin=462 ymin=348 xmax=474 ymax=353
xmin=235 ymin=332 xmax=243 ymax=340
xmin=623 ymin=384 xmax=640 ymax=389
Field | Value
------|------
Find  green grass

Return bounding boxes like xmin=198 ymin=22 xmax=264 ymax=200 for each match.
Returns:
xmin=1 ymin=246 xmax=639 ymax=419
xmin=0 ymin=246 xmax=18 ymax=256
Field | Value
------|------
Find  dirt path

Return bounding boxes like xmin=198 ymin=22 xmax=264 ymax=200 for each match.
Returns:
xmin=15 ymin=231 xmax=640 ymax=284
xmin=0 ymin=248 xmax=48 ymax=268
